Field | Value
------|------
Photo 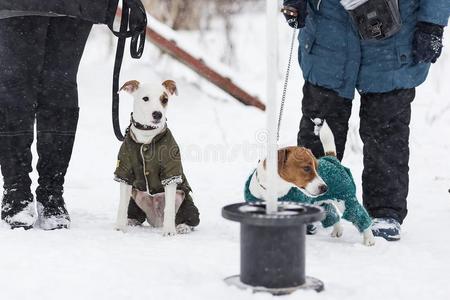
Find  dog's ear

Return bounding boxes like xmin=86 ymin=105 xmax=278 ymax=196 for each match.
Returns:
xmin=120 ymin=80 xmax=140 ymax=93
xmin=303 ymin=147 xmax=315 ymax=158
xmin=302 ymin=147 xmax=319 ymax=170
xmin=278 ymin=148 xmax=290 ymax=171
xmin=162 ymin=80 xmax=178 ymax=96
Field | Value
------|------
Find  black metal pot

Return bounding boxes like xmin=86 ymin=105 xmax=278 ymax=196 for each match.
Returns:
xmin=222 ymin=202 xmax=325 ymax=295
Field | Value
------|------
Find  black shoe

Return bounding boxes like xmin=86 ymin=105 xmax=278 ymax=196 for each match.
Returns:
xmin=372 ymin=218 xmax=401 ymax=241
xmin=1 ymin=188 xmax=36 ymax=229
xmin=306 ymin=224 xmax=318 ymax=235
xmin=36 ymin=191 xmax=70 ymax=230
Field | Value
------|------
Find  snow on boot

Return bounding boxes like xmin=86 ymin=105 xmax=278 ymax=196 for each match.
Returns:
xmin=371 ymin=217 xmax=401 ymax=241
xmin=36 ymin=195 xmax=71 ymax=230
xmin=1 ymin=188 xmax=36 ymax=229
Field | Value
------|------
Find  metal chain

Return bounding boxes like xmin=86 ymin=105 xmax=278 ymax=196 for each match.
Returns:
xmin=277 ymin=22 xmax=298 ymax=142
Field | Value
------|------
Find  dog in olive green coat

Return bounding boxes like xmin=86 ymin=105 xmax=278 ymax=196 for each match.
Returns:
xmin=114 ymin=80 xmax=199 ymax=236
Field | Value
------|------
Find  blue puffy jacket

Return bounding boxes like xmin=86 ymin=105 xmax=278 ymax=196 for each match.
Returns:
xmin=285 ymin=0 xmax=449 ymax=99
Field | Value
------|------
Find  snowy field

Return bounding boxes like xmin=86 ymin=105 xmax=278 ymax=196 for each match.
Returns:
xmin=1 ymin=12 xmax=450 ymax=300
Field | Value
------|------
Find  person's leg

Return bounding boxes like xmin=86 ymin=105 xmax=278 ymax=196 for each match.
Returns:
xmin=35 ymin=17 xmax=92 ymax=229
xmin=298 ymin=82 xmax=353 ymax=161
xmin=0 ymin=17 xmax=49 ymax=228
xmin=359 ymin=88 xmax=415 ymax=227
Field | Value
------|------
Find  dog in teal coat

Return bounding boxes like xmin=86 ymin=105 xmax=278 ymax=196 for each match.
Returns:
xmin=245 ymin=120 xmax=375 ymax=246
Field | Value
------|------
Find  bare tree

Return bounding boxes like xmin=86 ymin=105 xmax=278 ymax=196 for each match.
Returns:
xmin=143 ymin=0 xmax=203 ymax=30
xmin=141 ymin=0 xmax=262 ymax=65
xmin=143 ymin=0 xmax=261 ymax=30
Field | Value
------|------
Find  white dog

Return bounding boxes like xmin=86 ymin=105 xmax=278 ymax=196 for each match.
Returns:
xmin=114 ymin=79 xmax=199 ymax=236
xmin=245 ymin=121 xmax=375 ymax=246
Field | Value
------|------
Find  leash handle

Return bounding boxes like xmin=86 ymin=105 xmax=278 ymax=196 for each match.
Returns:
xmin=110 ymin=0 xmax=147 ymax=141
xmin=108 ymin=0 xmax=147 ymax=58
xmin=277 ymin=22 xmax=298 ymax=142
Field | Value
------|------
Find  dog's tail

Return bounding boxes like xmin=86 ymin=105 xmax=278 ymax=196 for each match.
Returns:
xmin=314 ymin=119 xmax=337 ymax=157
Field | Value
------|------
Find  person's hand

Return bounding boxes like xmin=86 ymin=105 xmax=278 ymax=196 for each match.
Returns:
xmin=281 ymin=0 xmax=307 ymax=28
xmin=413 ymin=22 xmax=444 ymax=64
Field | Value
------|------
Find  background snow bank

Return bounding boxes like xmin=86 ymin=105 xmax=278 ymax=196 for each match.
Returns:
xmin=0 ymin=12 xmax=449 ymax=300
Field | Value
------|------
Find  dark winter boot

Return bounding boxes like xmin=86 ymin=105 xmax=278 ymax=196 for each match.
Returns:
xmin=35 ymin=107 xmax=79 ymax=230
xmin=1 ymin=187 xmax=35 ymax=229
xmin=0 ymin=106 xmax=36 ymax=229
xmin=36 ymin=189 xmax=71 ymax=230
xmin=371 ymin=218 xmax=401 ymax=241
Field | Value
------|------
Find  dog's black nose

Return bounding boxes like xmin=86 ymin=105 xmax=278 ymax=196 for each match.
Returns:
xmin=152 ymin=111 xmax=162 ymax=120
xmin=319 ymin=184 xmax=328 ymax=194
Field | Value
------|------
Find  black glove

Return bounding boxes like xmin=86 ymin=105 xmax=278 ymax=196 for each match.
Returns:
xmin=413 ymin=22 xmax=444 ymax=64
xmin=282 ymin=0 xmax=307 ymax=28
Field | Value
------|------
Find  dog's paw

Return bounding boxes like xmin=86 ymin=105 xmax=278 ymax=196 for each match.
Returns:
xmin=162 ymin=227 xmax=177 ymax=237
xmin=176 ymin=224 xmax=193 ymax=234
xmin=115 ymin=224 xmax=128 ymax=232
xmin=331 ymin=223 xmax=344 ymax=238
xmin=363 ymin=229 xmax=376 ymax=246
xmin=364 ymin=236 xmax=376 ymax=246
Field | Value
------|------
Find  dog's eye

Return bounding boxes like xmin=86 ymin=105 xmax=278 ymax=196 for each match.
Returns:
xmin=160 ymin=96 xmax=168 ymax=105
xmin=303 ymin=166 xmax=312 ymax=173
xmin=142 ymin=97 xmax=149 ymax=102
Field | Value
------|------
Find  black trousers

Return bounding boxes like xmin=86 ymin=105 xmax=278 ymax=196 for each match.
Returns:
xmin=0 ymin=17 xmax=92 ymax=192
xmin=298 ymin=82 xmax=414 ymax=223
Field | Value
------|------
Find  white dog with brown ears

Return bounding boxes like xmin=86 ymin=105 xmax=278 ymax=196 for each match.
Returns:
xmin=245 ymin=120 xmax=375 ymax=246
xmin=114 ymin=79 xmax=200 ymax=236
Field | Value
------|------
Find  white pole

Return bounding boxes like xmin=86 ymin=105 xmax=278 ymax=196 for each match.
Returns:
xmin=265 ymin=0 xmax=279 ymax=214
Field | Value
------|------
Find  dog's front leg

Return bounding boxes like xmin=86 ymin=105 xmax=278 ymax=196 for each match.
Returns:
xmin=363 ymin=228 xmax=375 ymax=246
xmin=163 ymin=183 xmax=177 ymax=236
xmin=331 ymin=221 xmax=344 ymax=238
xmin=115 ymin=183 xmax=132 ymax=232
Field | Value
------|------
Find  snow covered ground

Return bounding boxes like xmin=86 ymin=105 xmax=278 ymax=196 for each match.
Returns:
xmin=1 ymin=12 xmax=450 ymax=300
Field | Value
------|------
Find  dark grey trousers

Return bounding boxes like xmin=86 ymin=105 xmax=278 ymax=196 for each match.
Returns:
xmin=0 ymin=16 xmax=92 ymax=197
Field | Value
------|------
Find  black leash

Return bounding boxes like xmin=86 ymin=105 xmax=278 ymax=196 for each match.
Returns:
xmin=108 ymin=0 xmax=147 ymax=141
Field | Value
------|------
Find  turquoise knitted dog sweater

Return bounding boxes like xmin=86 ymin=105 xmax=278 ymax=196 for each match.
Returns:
xmin=244 ymin=156 xmax=372 ymax=232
